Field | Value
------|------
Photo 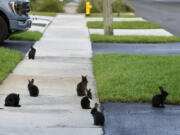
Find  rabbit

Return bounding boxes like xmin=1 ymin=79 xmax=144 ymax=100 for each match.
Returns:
xmin=28 ymin=79 xmax=39 ymax=97
xmin=152 ymin=86 xmax=168 ymax=108
xmin=91 ymin=103 xmax=105 ymax=126
xmin=5 ymin=93 xmax=21 ymax=107
xmin=76 ymin=75 xmax=88 ymax=96
xmin=81 ymin=88 xmax=92 ymax=109
xmin=28 ymin=46 xmax=36 ymax=60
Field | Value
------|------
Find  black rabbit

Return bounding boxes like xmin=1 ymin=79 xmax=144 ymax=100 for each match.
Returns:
xmin=81 ymin=89 xmax=92 ymax=109
xmin=76 ymin=75 xmax=88 ymax=96
xmin=5 ymin=93 xmax=21 ymax=107
xmin=91 ymin=103 xmax=105 ymax=126
xmin=152 ymin=86 xmax=168 ymax=108
xmin=28 ymin=46 xmax=36 ymax=60
xmin=28 ymin=79 xmax=39 ymax=97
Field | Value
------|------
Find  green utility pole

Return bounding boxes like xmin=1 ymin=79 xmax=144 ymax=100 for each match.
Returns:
xmin=103 ymin=0 xmax=113 ymax=35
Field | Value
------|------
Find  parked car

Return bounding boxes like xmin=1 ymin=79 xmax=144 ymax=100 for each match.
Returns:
xmin=0 ymin=0 xmax=31 ymax=42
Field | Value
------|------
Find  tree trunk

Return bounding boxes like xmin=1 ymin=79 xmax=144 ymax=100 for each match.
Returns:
xmin=103 ymin=0 xmax=113 ymax=35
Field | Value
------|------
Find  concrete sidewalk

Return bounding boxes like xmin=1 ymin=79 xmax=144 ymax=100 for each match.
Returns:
xmin=89 ymin=29 xmax=173 ymax=36
xmin=86 ymin=17 xmax=145 ymax=22
xmin=29 ymin=15 xmax=55 ymax=33
xmin=0 ymin=15 xmax=102 ymax=135
xmin=65 ymin=0 xmax=80 ymax=14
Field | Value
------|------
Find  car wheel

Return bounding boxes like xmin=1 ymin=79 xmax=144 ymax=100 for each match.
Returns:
xmin=0 ymin=16 xmax=8 ymax=43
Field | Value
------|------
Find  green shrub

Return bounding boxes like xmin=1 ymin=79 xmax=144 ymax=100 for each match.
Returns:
xmin=91 ymin=0 xmax=102 ymax=13
xmin=30 ymin=0 xmax=38 ymax=11
xmin=112 ymin=0 xmax=134 ymax=12
xmin=30 ymin=0 xmax=64 ymax=12
xmin=77 ymin=0 xmax=134 ymax=13
xmin=77 ymin=0 xmax=86 ymax=13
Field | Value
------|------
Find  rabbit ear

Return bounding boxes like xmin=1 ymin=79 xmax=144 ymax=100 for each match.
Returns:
xmin=95 ymin=103 xmax=99 ymax=108
xmin=31 ymin=79 xmax=34 ymax=83
xmin=160 ymin=89 xmax=163 ymax=93
xmin=159 ymin=86 xmax=164 ymax=93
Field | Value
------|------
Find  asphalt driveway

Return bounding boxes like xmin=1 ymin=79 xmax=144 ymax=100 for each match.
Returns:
xmin=0 ymin=40 xmax=34 ymax=54
xmin=92 ymin=42 xmax=180 ymax=55
xmin=103 ymin=102 xmax=180 ymax=135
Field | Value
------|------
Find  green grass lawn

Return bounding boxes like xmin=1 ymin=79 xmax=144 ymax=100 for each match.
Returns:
xmin=9 ymin=31 xmax=43 ymax=41
xmin=93 ymin=54 xmax=180 ymax=105
xmin=86 ymin=13 xmax=139 ymax=18
xmin=87 ymin=21 xmax=161 ymax=29
xmin=90 ymin=34 xmax=180 ymax=43
xmin=0 ymin=47 xmax=24 ymax=84
xmin=30 ymin=11 xmax=57 ymax=17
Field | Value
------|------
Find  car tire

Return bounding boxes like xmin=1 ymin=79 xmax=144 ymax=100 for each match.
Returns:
xmin=0 ymin=16 xmax=8 ymax=43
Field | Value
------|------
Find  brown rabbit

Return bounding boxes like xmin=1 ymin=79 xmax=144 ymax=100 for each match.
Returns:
xmin=152 ymin=86 xmax=168 ymax=108
xmin=5 ymin=93 xmax=21 ymax=107
xmin=91 ymin=103 xmax=105 ymax=126
xmin=76 ymin=75 xmax=88 ymax=96
xmin=28 ymin=79 xmax=39 ymax=97
xmin=28 ymin=46 xmax=36 ymax=60
xmin=81 ymin=89 xmax=92 ymax=109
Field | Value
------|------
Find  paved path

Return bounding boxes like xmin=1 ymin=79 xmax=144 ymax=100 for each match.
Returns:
xmin=86 ymin=17 xmax=145 ymax=22
xmin=65 ymin=0 xmax=80 ymax=14
xmin=0 ymin=14 xmax=102 ymax=135
xmin=92 ymin=42 xmax=180 ymax=55
xmin=30 ymin=15 xmax=54 ymax=33
xmin=30 ymin=15 xmax=54 ymax=22
xmin=89 ymin=29 xmax=173 ymax=36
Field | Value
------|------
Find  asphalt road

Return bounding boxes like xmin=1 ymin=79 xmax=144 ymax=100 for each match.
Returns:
xmin=0 ymin=40 xmax=34 ymax=54
xmin=103 ymin=103 xmax=180 ymax=135
xmin=92 ymin=43 xmax=180 ymax=55
xmin=126 ymin=0 xmax=180 ymax=36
